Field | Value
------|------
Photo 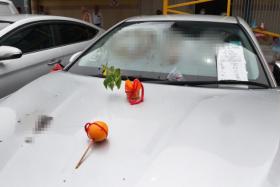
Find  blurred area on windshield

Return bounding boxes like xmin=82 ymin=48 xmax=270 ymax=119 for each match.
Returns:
xmin=71 ymin=21 xmax=266 ymax=83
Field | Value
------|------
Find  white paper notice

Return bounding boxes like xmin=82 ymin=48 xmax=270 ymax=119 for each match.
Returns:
xmin=217 ymin=44 xmax=248 ymax=81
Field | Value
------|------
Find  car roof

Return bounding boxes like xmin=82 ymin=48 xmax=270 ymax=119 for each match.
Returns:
xmin=0 ymin=0 xmax=14 ymax=4
xmin=0 ymin=14 xmax=103 ymax=36
xmin=0 ymin=14 xmax=40 ymax=22
xmin=0 ymin=14 xmax=90 ymax=24
xmin=125 ymin=15 xmax=238 ymax=24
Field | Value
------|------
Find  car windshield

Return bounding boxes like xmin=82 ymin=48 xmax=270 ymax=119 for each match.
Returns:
xmin=68 ymin=21 xmax=270 ymax=88
xmin=0 ymin=22 xmax=10 ymax=30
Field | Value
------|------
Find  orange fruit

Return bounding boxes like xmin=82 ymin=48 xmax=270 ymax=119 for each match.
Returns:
xmin=85 ymin=121 xmax=108 ymax=142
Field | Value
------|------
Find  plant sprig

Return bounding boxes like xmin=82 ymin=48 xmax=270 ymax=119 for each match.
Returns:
xmin=102 ymin=64 xmax=122 ymax=90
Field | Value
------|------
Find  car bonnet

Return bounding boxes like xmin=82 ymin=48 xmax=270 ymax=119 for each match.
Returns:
xmin=0 ymin=72 xmax=280 ymax=187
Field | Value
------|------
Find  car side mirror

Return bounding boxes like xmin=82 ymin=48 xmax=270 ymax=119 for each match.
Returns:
xmin=0 ymin=46 xmax=22 ymax=61
xmin=69 ymin=51 xmax=82 ymax=63
xmin=273 ymin=62 xmax=280 ymax=86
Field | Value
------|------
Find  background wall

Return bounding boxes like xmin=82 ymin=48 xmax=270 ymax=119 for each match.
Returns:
xmin=232 ymin=0 xmax=280 ymax=34
xmin=32 ymin=0 xmax=141 ymax=29
xmin=31 ymin=0 xmax=196 ymax=29
xmin=11 ymin=0 xmax=26 ymax=13
xmin=16 ymin=0 xmax=280 ymax=33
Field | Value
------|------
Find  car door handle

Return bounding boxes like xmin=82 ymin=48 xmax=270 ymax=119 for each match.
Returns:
xmin=48 ymin=59 xmax=62 ymax=66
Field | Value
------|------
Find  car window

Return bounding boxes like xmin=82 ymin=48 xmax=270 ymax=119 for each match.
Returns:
xmin=68 ymin=21 xmax=269 ymax=88
xmin=0 ymin=24 xmax=54 ymax=54
xmin=55 ymin=23 xmax=98 ymax=46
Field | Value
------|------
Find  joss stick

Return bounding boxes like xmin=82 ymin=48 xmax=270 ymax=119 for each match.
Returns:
xmin=75 ymin=141 xmax=93 ymax=169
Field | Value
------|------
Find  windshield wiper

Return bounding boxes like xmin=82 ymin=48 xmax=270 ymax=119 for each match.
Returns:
xmin=145 ymin=80 xmax=270 ymax=89
xmin=91 ymin=73 xmax=270 ymax=89
xmin=190 ymin=80 xmax=270 ymax=88
xmin=89 ymin=74 xmax=163 ymax=82
xmin=121 ymin=76 xmax=160 ymax=82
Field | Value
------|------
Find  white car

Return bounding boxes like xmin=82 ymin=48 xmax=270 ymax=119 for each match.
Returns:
xmin=0 ymin=0 xmax=18 ymax=16
xmin=0 ymin=15 xmax=103 ymax=98
xmin=0 ymin=15 xmax=280 ymax=187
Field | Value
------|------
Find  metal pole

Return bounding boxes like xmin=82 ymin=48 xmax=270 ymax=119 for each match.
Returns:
xmin=163 ymin=0 xmax=168 ymax=15
xmin=227 ymin=0 xmax=231 ymax=16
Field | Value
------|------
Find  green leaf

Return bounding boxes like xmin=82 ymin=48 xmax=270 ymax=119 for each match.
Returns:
xmin=115 ymin=77 xmax=121 ymax=89
xmin=103 ymin=78 xmax=109 ymax=89
xmin=108 ymin=74 xmax=114 ymax=82
xmin=114 ymin=68 xmax=121 ymax=89
xmin=101 ymin=64 xmax=122 ymax=91
xmin=109 ymin=66 xmax=114 ymax=73
xmin=115 ymin=68 xmax=121 ymax=77
xmin=101 ymin=64 xmax=108 ymax=76
xmin=109 ymin=81 xmax=114 ymax=90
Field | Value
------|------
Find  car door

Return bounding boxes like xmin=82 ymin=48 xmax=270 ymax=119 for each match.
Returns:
xmin=52 ymin=21 xmax=100 ymax=66
xmin=0 ymin=22 xmax=63 ymax=98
